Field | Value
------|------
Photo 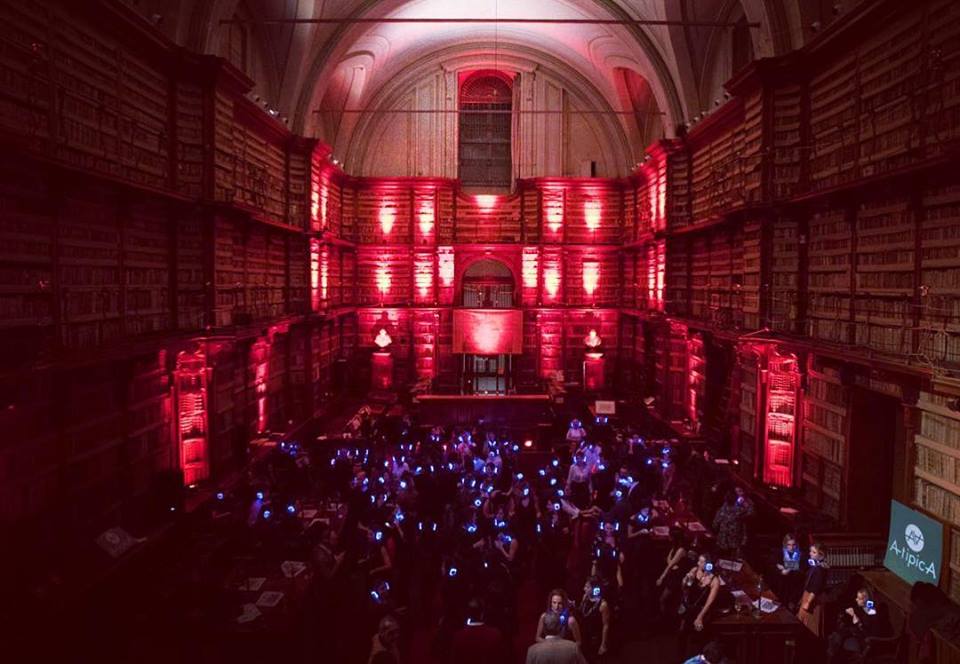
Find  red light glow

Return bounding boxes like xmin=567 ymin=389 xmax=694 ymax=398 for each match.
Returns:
xmin=474 ymin=194 xmax=499 ymax=210
xmin=522 ymin=248 xmax=539 ymax=289
xmin=310 ymin=239 xmax=321 ymax=311
xmin=582 ymin=260 xmax=600 ymax=296
xmin=584 ymin=200 xmax=601 ymax=232
xmin=544 ymin=266 xmax=560 ymax=299
xmin=761 ymin=348 xmax=800 ymax=488
xmin=438 ymin=247 xmax=455 ymax=287
xmin=175 ymin=350 xmax=209 ymax=485
xmin=414 ymin=253 xmax=434 ymax=301
xmin=252 ymin=339 xmax=269 ymax=433
xmin=377 ymin=263 xmax=391 ymax=295
xmin=545 ymin=193 xmax=564 ymax=234
xmin=647 ymin=241 xmax=665 ymax=309
xmin=380 ymin=205 xmax=396 ymax=235
xmin=418 ymin=195 xmax=435 ymax=236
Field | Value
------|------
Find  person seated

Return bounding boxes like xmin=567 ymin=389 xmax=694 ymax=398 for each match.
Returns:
xmin=827 ymin=588 xmax=881 ymax=663
xmin=683 ymin=640 xmax=727 ymax=664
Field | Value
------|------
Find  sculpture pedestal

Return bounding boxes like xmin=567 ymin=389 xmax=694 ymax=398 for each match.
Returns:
xmin=372 ymin=351 xmax=394 ymax=391
xmin=583 ymin=353 xmax=605 ymax=392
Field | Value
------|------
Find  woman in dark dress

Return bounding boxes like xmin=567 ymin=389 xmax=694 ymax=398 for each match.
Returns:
xmin=798 ymin=542 xmax=829 ymax=637
xmin=657 ymin=527 xmax=690 ymax=618
xmin=677 ymin=553 xmax=722 ymax=658
xmin=579 ymin=575 xmax=614 ymax=662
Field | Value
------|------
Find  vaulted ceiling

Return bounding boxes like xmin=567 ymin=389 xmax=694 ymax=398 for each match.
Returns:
xmin=126 ymin=0 xmax=848 ymax=169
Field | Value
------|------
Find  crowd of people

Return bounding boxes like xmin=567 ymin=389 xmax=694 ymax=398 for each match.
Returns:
xmin=230 ymin=410 xmax=888 ymax=664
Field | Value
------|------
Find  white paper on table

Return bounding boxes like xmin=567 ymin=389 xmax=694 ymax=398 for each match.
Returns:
xmin=730 ymin=590 xmax=748 ymax=598
xmin=686 ymin=521 xmax=707 ymax=532
xmin=256 ymin=591 xmax=285 ymax=608
xmin=718 ymin=559 xmax=744 ymax=572
xmin=760 ymin=598 xmax=780 ymax=614
xmin=652 ymin=526 xmax=670 ymax=537
xmin=243 ymin=577 xmax=267 ymax=591
xmin=281 ymin=560 xmax=307 ymax=578
xmin=237 ymin=603 xmax=262 ymax=624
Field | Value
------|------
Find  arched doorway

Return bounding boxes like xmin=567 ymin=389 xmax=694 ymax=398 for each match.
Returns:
xmin=461 ymin=258 xmax=515 ymax=308
xmin=460 ymin=258 xmax=516 ymax=394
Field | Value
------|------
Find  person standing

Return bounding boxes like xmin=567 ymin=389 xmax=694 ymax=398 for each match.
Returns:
xmin=536 ymin=589 xmax=582 ymax=645
xmin=368 ymin=614 xmax=401 ymax=664
xmin=798 ymin=542 xmax=829 ymax=637
xmin=526 ymin=612 xmax=588 ymax=664
xmin=449 ymin=599 xmax=509 ymax=664
xmin=711 ymin=489 xmax=751 ymax=558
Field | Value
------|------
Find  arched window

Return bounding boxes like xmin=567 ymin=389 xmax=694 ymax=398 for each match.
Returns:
xmin=461 ymin=258 xmax=515 ymax=308
xmin=459 ymin=72 xmax=512 ymax=190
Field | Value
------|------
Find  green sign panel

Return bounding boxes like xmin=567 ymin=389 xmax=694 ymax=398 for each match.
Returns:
xmin=884 ymin=500 xmax=943 ymax=585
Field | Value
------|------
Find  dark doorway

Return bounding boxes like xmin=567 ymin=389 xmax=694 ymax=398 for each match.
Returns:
xmin=847 ymin=387 xmax=898 ymax=532
xmin=461 ymin=354 xmax=512 ymax=395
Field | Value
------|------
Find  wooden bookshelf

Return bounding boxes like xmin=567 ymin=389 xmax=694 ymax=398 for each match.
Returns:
xmin=742 ymin=219 xmax=762 ymax=330
xmin=806 ymin=207 xmax=852 ymax=344
xmin=853 ymin=196 xmax=914 ymax=356
xmin=738 ymin=348 xmax=759 ymax=471
xmin=920 ymin=183 xmax=960 ymax=367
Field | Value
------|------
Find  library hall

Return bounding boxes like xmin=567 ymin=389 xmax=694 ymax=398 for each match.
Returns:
xmin=0 ymin=1 xmax=959 ymax=663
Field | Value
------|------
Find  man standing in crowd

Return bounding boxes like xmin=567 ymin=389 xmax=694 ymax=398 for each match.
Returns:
xmin=526 ymin=612 xmax=588 ymax=664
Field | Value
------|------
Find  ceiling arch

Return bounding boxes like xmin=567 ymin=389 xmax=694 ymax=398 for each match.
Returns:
xmin=340 ymin=43 xmax=636 ymax=176
xmin=290 ymin=0 xmax=689 ymax=137
xmin=160 ymin=0 xmax=810 ymax=150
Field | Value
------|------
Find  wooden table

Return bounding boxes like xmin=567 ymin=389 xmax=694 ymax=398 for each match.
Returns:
xmin=645 ymin=496 xmax=803 ymax=663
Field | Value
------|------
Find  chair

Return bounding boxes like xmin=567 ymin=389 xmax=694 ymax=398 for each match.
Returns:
xmin=857 ymin=625 xmax=905 ymax=663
